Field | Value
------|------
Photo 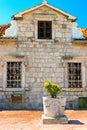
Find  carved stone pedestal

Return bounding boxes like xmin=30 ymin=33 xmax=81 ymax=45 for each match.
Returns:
xmin=42 ymin=114 xmax=68 ymax=124
xmin=42 ymin=97 xmax=68 ymax=124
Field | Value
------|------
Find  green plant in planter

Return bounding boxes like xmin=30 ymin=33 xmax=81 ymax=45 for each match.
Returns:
xmin=44 ymin=81 xmax=62 ymax=98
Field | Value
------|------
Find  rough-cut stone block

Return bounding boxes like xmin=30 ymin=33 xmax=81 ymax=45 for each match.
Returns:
xmin=42 ymin=114 xmax=68 ymax=124
xmin=25 ymin=32 xmax=33 ymax=37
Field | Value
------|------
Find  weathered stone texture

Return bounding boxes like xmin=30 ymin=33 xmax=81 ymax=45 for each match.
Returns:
xmin=0 ymin=5 xmax=87 ymax=110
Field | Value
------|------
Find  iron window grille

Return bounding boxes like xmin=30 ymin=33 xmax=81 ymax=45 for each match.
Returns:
xmin=68 ymin=63 xmax=82 ymax=88
xmin=7 ymin=62 xmax=22 ymax=88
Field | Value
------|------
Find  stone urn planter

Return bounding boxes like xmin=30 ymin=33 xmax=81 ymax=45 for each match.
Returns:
xmin=42 ymin=81 xmax=68 ymax=124
xmin=43 ymin=96 xmax=66 ymax=117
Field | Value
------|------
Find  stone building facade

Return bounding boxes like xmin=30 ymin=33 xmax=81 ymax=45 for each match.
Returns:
xmin=0 ymin=1 xmax=87 ymax=110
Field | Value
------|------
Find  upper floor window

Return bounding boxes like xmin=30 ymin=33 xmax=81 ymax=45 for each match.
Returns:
xmin=38 ymin=21 xmax=52 ymax=39
xmin=68 ymin=63 xmax=82 ymax=88
xmin=7 ymin=62 xmax=22 ymax=88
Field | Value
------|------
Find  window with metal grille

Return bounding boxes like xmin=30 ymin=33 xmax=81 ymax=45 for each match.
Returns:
xmin=38 ymin=21 xmax=52 ymax=39
xmin=68 ymin=63 xmax=82 ymax=88
xmin=7 ymin=62 xmax=21 ymax=88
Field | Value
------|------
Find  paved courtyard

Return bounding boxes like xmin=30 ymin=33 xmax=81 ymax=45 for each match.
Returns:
xmin=0 ymin=110 xmax=87 ymax=130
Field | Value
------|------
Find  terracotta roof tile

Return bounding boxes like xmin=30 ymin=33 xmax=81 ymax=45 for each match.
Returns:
xmin=0 ymin=24 xmax=11 ymax=37
xmin=80 ymin=28 xmax=87 ymax=39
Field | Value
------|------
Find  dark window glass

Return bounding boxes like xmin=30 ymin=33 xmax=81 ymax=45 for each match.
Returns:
xmin=38 ymin=21 xmax=52 ymax=39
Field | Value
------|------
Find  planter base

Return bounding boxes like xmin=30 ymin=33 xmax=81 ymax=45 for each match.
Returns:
xmin=42 ymin=114 xmax=68 ymax=124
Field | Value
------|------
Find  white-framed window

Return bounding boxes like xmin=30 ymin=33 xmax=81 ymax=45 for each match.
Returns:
xmin=34 ymin=17 xmax=55 ymax=40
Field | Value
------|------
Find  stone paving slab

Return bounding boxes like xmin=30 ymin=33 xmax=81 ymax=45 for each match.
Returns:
xmin=0 ymin=110 xmax=87 ymax=130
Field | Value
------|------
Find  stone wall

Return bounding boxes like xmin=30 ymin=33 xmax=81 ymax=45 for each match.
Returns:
xmin=14 ymin=6 xmax=72 ymax=109
xmin=0 ymin=5 xmax=87 ymax=110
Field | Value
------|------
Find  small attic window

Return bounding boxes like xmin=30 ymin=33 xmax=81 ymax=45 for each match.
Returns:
xmin=38 ymin=21 xmax=52 ymax=39
xmin=62 ymin=24 xmax=67 ymax=29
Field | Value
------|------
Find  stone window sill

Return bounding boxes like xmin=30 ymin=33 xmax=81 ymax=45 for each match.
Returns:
xmin=3 ymin=88 xmax=25 ymax=92
xmin=36 ymin=39 xmax=54 ymax=42
xmin=31 ymin=38 xmax=59 ymax=43
xmin=3 ymin=87 xmax=30 ymax=92
xmin=62 ymin=88 xmax=84 ymax=92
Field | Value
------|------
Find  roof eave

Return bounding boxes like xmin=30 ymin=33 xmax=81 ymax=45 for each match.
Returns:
xmin=0 ymin=37 xmax=18 ymax=41
xmin=68 ymin=16 xmax=77 ymax=21
xmin=13 ymin=3 xmax=44 ymax=18
xmin=73 ymin=38 xmax=87 ymax=44
xmin=13 ymin=3 xmax=76 ymax=21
